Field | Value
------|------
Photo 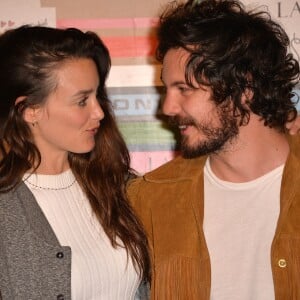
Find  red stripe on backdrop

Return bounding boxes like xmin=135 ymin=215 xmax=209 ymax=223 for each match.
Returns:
xmin=57 ymin=18 xmax=159 ymax=29
xmin=102 ymin=36 xmax=157 ymax=57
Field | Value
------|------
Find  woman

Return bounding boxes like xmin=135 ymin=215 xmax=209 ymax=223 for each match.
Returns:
xmin=0 ymin=25 xmax=149 ymax=300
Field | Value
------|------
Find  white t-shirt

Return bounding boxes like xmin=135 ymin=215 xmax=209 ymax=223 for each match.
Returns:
xmin=204 ymin=159 xmax=283 ymax=300
xmin=24 ymin=169 xmax=140 ymax=300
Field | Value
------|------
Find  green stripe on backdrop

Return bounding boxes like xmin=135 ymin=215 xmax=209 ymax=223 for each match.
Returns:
xmin=117 ymin=120 xmax=178 ymax=151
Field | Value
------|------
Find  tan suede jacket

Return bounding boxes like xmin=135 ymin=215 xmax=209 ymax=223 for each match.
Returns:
xmin=128 ymin=135 xmax=300 ymax=300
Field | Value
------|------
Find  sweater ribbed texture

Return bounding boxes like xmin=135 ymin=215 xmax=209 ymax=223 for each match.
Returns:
xmin=24 ymin=169 xmax=139 ymax=300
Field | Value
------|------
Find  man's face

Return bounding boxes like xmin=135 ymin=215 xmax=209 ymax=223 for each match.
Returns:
xmin=161 ymin=48 xmax=239 ymax=158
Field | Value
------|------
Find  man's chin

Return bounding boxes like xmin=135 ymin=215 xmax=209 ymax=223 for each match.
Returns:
xmin=181 ymin=146 xmax=211 ymax=159
xmin=180 ymin=141 xmax=224 ymax=158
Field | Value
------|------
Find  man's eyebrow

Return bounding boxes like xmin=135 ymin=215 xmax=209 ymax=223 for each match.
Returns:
xmin=161 ymin=78 xmax=188 ymax=87
xmin=160 ymin=71 xmax=187 ymax=87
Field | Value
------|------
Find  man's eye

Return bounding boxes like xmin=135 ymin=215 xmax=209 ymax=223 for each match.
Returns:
xmin=178 ymin=86 xmax=189 ymax=93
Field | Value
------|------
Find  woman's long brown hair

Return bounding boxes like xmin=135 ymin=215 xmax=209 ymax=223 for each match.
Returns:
xmin=0 ymin=25 xmax=150 ymax=281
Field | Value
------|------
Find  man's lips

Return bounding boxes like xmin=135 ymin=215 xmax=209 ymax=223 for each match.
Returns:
xmin=168 ymin=116 xmax=196 ymax=134
xmin=178 ymin=124 xmax=193 ymax=135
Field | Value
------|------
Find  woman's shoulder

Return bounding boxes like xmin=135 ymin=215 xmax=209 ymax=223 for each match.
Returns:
xmin=0 ymin=182 xmax=31 ymax=203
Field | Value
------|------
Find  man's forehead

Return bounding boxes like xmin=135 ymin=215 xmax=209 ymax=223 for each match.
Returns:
xmin=161 ymin=48 xmax=189 ymax=82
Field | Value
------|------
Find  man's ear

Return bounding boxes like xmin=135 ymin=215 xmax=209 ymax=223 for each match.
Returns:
xmin=241 ymin=88 xmax=254 ymax=107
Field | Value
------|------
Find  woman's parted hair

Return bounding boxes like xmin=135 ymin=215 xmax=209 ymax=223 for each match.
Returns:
xmin=0 ymin=25 xmax=150 ymax=281
xmin=156 ymin=0 xmax=300 ymax=129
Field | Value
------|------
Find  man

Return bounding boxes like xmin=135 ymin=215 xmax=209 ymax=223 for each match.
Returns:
xmin=127 ymin=0 xmax=300 ymax=299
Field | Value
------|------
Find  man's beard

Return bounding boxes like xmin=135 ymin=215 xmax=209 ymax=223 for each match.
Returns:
xmin=170 ymin=109 xmax=239 ymax=158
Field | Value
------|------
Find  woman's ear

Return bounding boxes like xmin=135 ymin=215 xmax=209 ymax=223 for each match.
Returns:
xmin=15 ymin=96 xmax=40 ymax=125
xmin=15 ymin=96 xmax=27 ymax=106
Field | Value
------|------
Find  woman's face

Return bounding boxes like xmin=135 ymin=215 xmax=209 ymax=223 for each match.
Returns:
xmin=28 ymin=58 xmax=104 ymax=161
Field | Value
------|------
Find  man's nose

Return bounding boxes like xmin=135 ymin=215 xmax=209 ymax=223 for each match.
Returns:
xmin=162 ymin=93 xmax=181 ymax=116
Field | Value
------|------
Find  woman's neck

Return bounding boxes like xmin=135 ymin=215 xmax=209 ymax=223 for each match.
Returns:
xmin=32 ymin=156 xmax=70 ymax=175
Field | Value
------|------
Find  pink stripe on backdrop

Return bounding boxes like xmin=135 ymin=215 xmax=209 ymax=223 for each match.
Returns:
xmin=130 ymin=151 xmax=179 ymax=174
xmin=57 ymin=17 xmax=159 ymax=29
xmin=102 ymin=36 xmax=157 ymax=57
xmin=57 ymin=19 xmax=158 ymax=57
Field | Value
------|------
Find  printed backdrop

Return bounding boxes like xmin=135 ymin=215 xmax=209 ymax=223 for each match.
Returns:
xmin=1 ymin=0 xmax=299 ymax=174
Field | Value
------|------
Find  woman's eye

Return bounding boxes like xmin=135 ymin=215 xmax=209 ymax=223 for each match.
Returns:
xmin=78 ymin=97 xmax=88 ymax=107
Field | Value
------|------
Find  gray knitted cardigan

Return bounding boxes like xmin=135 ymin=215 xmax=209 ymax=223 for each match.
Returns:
xmin=0 ymin=182 xmax=149 ymax=300
xmin=0 ymin=182 xmax=71 ymax=300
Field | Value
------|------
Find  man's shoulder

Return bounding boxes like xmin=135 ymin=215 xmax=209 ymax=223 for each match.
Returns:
xmin=127 ymin=155 xmax=206 ymax=214
xmin=288 ymin=134 xmax=300 ymax=160
xmin=129 ymin=155 xmax=206 ymax=190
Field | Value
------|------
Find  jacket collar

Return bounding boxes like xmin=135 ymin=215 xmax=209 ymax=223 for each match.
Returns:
xmin=144 ymin=154 xmax=207 ymax=183
xmin=277 ymin=134 xmax=300 ymax=231
xmin=286 ymin=133 xmax=300 ymax=160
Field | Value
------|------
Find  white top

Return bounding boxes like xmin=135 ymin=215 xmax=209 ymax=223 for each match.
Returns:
xmin=203 ymin=158 xmax=283 ymax=300
xmin=23 ymin=169 xmax=140 ymax=300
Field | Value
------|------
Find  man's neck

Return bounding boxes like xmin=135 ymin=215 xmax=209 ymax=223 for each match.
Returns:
xmin=209 ymin=115 xmax=289 ymax=183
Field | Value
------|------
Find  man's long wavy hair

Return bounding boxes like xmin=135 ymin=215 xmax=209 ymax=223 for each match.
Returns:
xmin=156 ymin=0 xmax=300 ymax=129
xmin=0 ymin=25 xmax=150 ymax=281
